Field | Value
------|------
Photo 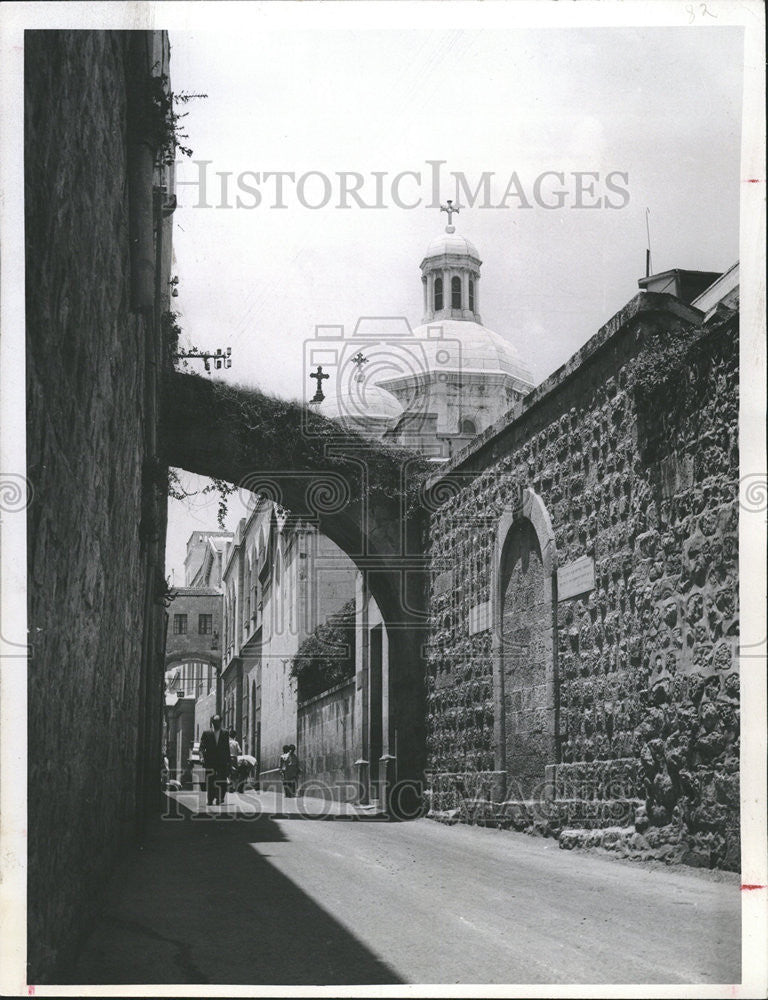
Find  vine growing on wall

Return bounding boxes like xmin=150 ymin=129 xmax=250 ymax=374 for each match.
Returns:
xmin=161 ymin=310 xmax=183 ymax=368
xmin=631 ymin=310 xmax=737 ymax=461
xmin=168 ymin=469 xmax=237 ymax=529
xmin=207 ymin=379 xmax=432 ymax=517
xmin=290 ymin=599 xmax=357 ymax=701
xmin=631 ymin=324 xmax=699 ymax=408
xmin=143 ymin=73 xmax=207 ymax=166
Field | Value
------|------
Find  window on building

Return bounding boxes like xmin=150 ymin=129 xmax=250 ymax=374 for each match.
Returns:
xmin=451 ymin=275 xmax=462 ymax=309
xmin=460 ymin=418 xmax=477 ymax=435
xmin=173 ymin=613 xmax=188 ymax=635
xmin=434 ymin=276 xmax=443 ymax=312
xmin=242 ymin=686 xmax=249 ymax=754
xmin=199 ymin=613 xmax=212 ymax=634
xmin=469 ymin=277 xmax=475 ymax=311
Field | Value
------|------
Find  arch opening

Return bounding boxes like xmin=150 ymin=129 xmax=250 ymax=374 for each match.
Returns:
xmin=434 ymin=276 xmax=443 ymax=312
xmin=491 ymin=490 xmax=558 ymax=801
xmin=451 ymin=275 xmax=462 ymax=309
xmin=160 ymin=371 xmax=431 ymax=795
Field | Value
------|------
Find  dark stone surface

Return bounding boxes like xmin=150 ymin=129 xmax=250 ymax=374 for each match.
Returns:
xmin=25 ymin=31 xmax=168 ymax=980
xmin=424 ymin=300 xmax=739 ymax=870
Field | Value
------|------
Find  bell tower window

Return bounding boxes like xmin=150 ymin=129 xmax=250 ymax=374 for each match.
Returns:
xmin=469 ymin=278 xmax=475 ymax=312
xmin=434 ymin=276 xmax=443 ymax=312
xmin=451 ymin=276 xmax=462 ymax=310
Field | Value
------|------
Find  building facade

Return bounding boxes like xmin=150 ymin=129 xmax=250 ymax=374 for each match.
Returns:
xmin=423 ymin=269 xmax=740 ymax=868
xmin=219 ymin=499 xmax=356 ymax=784
xmin=163 ymin=529 xmax=231 ymax=776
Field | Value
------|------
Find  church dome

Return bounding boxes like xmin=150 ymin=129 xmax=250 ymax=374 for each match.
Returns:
xmin=421 ymin=232 xmax=481 ymax=264
xmin=318 ymin=379 xmax=403 ymax=425
xmin=410 ymin=319 xmax=534 ymax=387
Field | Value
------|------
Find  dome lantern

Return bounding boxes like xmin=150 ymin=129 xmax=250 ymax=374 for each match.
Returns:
xmin=420 ymin=202 xmax=483 ymax=324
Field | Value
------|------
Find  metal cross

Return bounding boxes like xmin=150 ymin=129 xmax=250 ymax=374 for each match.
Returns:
xmin=351 ymin=350 xmax=368 ymax=382
xmin=440 ymin=199 xmax=460 ymax=226
xmin=309 ymin=364 xmax=330 ymax=403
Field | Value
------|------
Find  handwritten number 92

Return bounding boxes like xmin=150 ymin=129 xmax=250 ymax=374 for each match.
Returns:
xmin=686 ymin=2 xmax=717 ymax=22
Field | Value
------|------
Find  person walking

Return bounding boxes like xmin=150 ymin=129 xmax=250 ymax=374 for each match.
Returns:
xmin=281 ymin=743 xmax=300 ymax=798
xmin=228 ymin=730 xmax=242 ymax=792
xmin=199 ymin=714 xmax=231 ymax=806
xmin=279 ymin=744 xmax=299 ymax=798
xmin=279 ymin=745 xmax=290 ymax=796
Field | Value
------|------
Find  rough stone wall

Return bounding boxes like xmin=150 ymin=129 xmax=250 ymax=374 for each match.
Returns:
xmin=297 ymin=679 xmax=357 ymax=799
xmin=25 ymin=31 xmax=168 ymax=979
xmin=425 ymin=300 xmax=739 ymax=868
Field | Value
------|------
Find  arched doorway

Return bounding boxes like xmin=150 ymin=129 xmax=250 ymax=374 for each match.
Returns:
xmin=493 ymin=490 xmax=558 ymax=800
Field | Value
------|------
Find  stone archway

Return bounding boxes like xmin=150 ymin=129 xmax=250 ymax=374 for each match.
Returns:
xmin=160 ymin=371 xmax=430 ymax=794
xmin=491 ymin=489 xmax=557 ymax=800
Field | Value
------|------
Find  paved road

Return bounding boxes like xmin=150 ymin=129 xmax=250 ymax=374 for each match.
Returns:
xmin=72 ymin=791 xmax=740 ymax=986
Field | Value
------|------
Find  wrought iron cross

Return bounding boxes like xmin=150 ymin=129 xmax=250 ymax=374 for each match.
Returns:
xmin=351 ymin=350 xmax=368 ymax=382
xmin=441 ymin=199 xmax=460 ymax=226
xmin=309 ymin=364 xmax=330 ymax=403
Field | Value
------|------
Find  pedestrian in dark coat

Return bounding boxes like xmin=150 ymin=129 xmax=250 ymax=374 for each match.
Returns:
xmin=280 ymin=743 xmax=300 ymax=798
xmin=199 ymin=714 xmax=231 ymax=805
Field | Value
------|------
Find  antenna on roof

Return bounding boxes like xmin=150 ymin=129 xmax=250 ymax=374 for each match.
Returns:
xmin=645 ymin=208 xmax=653 ymax=278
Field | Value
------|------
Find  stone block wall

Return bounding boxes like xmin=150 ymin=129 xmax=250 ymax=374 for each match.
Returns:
xmin=25 ymin=31 xmax=169 ymax=979
xmin=425 ymin=296 xmax=739 ymax=869
xmin=297 ymin=679 xmax=357 ymax=799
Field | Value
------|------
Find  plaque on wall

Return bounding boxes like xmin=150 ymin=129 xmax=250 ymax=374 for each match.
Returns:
xmin=659 ymin=451 xmax=695 ymax=499
xmin=557 ymin=555 xmax=595 ymax=601
xmin=469 ymin=600 xmax=491 ymax=635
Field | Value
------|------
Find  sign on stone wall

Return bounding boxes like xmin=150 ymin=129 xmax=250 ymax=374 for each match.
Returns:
xmin=433 ymin=569 xmax=454 ymax=596
xmin=557 ymin=555 xmax=595 ymax=601
xmin=469 ymin=600 xmax=491 ymax=635
xmin=659 ymin=451 xmax=695 ymax=498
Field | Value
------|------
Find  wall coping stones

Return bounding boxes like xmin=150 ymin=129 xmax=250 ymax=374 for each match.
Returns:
xmin=297 ymin=676 xmax=355 ymax=710
xmin=170 ymin=587 xmax=223 ymax=597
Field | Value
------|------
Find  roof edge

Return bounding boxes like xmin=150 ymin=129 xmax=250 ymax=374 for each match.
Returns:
xmin=426 ymin=291 xmax=704 ymax=487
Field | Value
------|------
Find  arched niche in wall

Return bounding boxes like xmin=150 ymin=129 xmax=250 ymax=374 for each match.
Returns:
xmin=490 ymin=488 xmax=558 ymax=800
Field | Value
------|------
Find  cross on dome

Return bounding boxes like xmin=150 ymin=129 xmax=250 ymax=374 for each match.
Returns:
xmin=440 ymin=199 xmax=460 ymax=234
xmin=309 ymin=365 xmax=330 ymax=404
xmin=351 ymin=351 xmax=369 ymax=382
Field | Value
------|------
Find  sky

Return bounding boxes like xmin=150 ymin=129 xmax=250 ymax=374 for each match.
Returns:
xmin=164 ymin=22 xmax=744 ymax=583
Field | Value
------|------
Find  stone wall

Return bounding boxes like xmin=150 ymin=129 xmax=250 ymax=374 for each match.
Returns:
xmin=425 ymin=294 xmax=740 ymax=869
xmin=25 ymin=31 xmax=170 ymax=979
xmin=297 ymin=679 xmax=357 ymax=799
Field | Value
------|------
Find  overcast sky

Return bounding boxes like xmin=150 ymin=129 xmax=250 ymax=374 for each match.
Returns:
xmin=164 ymin=23 xmax=743 ymax=582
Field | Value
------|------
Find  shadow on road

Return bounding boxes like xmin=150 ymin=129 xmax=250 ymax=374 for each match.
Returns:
xmin=70 ymin=796 xmax=403 ymax=986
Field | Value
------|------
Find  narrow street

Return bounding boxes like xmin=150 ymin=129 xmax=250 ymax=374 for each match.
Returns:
xmin=71 ymin=791 xmax=741 ymax=986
